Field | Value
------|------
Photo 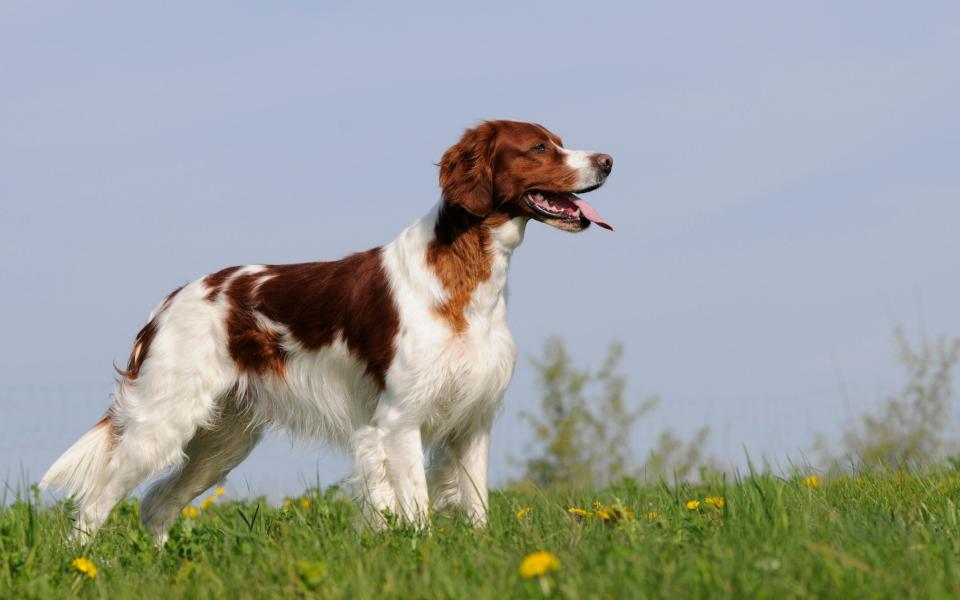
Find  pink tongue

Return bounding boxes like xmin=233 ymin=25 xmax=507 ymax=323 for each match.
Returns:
xmin=572 ymin=197 xmax=614 ymax=231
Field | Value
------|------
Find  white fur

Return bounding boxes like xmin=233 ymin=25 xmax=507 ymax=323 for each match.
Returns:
xmin=561 ymin=147 xmax=601 ymax=190
xmin=40 ymin=419 xmax=114 ymax=514
xmin=41 ymin=202 xmax=526 ymax=542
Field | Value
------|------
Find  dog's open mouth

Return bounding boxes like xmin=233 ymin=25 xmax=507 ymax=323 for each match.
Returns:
xmin=523 ymin=190 xmax=614 ymax=231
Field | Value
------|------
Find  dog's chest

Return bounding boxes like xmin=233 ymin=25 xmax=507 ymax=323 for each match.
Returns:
xmin=380 ymin=212 xmax=524 ymax=432
xmin=421 ymin=307 xmax=517 ymax=434
xmin=388 ymin=278 xmax=517 ymax=434
xmin=437 ymin=249 xmax=516 ymax=391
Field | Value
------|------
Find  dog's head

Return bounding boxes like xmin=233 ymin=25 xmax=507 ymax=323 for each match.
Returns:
xmin=439 ymin=120 xmax=613 ymax=232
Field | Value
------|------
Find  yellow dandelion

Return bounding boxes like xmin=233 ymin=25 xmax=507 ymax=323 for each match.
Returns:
xmin=619 ymin=508 xmax=635 ymax=521
xmin=686 ymin=500 xmax=701 ymax=511
xmin=705 ymin=496 xmax=725 ymax=509
xmin=181 ymin=506 xmax=198 ymax=519
xmin=802 ymin=475 xmax=820 ymax=488
xmin=516 ymin=506 xmax=533 ymax=520
xmin=595 ymin=509 xmax=612 ymax=521
xmin=71 ymin=557 xmax=97 ymax=579
xmin=214 ymin=487 xmax=225 ymax=496
xmin=567 ymin=507 xmax=589 ymax=518
xmin=592 ymin=500 xmax=603 ymax=511
xmin=300 ymin=498 xmax=312 ymax=509
xmin=283 ymin=499 xmax=293 ymax=509
xmin=200 ymin=497 xmax=216 ymax=510
xmin=519 ymin=551 xmax=561 ymax=579
xmin=646 ymin=511 xmax=659 ymax=521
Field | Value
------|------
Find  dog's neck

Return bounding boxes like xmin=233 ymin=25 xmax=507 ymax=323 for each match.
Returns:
xmin=384 ymin=201 xmax=526 ymax=332
xmin=433 ymin=200 xmax=527 ymax=252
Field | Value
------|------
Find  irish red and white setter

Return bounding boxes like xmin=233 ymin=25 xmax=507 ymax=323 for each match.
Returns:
xmin=43 ymin=120 xmax=613 ymax=543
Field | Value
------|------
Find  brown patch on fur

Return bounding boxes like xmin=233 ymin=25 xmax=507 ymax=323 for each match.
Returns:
xmin=203 ymin=265 xmax=241 ymax=301
xmin=439 ymin=125 xmax=497 ymax=218
xmin=427 ymin=207 xmax=493 ymax=333
xmin=162 ymin=284 xmax=185 ymax=308
xmin=117 ymin=318 xmax=158 ymax=381
xmin=93 ymin=411 xmax=121 ymax=449
xmin=487 ymin=122 xmax=580 ymax=204
xmin=222 ymin=250 xmax=400 ymax=388
xmin=117 ymin=285 xmax=184 ymax=382
xmin=482 ymin=202 xmax=526 ymax=228
xmin=224 ymin=272 xmax=289 ymax=378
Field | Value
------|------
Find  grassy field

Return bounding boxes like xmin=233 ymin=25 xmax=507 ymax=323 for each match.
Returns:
xmin=2 ymin=469 xmax=960 ymax=598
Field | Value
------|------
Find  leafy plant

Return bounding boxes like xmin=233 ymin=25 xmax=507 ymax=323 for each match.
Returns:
xmin=515 ymin=336 xmax=713 ymax=487
xmin=836 ymin=328 xmax=960 ymax=467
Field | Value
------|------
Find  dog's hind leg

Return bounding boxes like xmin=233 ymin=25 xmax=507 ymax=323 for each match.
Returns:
xmin=75 ymin=398 xmax=217 ymax=542
xmin=71 ymin=378 xmax=226 ymax=544
xmin=140 ymin=399 xmax=263 ymax=545
xmin=42 ymin=279 xmax=243 ymax=544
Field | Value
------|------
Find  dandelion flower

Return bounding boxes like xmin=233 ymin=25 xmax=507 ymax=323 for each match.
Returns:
xmin=296 ymin=560 xmax=326 ymax=590
xmin=686 ymin=500 xmax=701 ymax=511
xmin=283 ymin=499 xmax=293 ymax=509
xmin=802 ymin=475 xmax=820 ymax=488
xmin=567 ymin=507 xmax=589 ymax=518
xmin=595 ymin=509 xmax=612 ymax=521
xmin=71 ymin=557 xmax=97 ymax=579
xmin=519 ymin=551 xmax=561 ymax=579
xmin=300 ymin=498 xmax=312 ymax=509
xmin=214 ymin=487 xmax=225 ymax=497
xmin=646 ymin=511 xmax=659 ymax=521
xmin=181 ymin=506 xmax=198 ymax=519
xmin=516 ymin=506 xmax=533 ymax=520
xmin=200 ymin=497 xmax=216 ymax=510
xmin=705 ymin=496 xmax=725 ymax=509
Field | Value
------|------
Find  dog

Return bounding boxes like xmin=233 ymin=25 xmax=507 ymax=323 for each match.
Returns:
xmin=42 ymin=120 xmax=613 ymax=544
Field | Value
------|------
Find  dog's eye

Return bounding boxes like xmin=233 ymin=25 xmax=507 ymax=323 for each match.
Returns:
xmin=530 ymin=143 xmax=548 ymax=153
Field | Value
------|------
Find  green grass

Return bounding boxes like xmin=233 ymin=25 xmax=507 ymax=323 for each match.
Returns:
xmin=3 ymin=470 xmax=960 ymax=598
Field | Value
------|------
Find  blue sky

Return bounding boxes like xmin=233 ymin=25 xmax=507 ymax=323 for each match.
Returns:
xmin=2 ymin=2 xmax=959 ymax=498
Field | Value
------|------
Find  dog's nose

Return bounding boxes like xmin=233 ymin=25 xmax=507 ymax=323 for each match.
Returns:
xmin=593 ymin=153 xmax=613 ymax=175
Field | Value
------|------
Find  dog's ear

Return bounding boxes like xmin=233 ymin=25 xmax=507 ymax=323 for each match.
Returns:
xmin=439 ymin=123 xmax=497 ymax=218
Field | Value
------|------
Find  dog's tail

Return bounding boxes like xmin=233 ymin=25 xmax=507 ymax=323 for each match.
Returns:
xmin=40 ymin=414 xmax=116 ymax=502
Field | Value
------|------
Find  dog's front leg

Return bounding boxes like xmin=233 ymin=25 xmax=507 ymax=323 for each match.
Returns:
xmin=377 ymin=403 xmax=430 ymax=527
xmin=453 ymin=427 xmax=490 ymax=527
xmin=428 ymin=425 xmax=490 ymax=527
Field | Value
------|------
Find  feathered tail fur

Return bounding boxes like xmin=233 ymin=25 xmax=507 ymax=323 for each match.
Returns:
xmin=40 ymin=415 xmax=115 ymax=503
